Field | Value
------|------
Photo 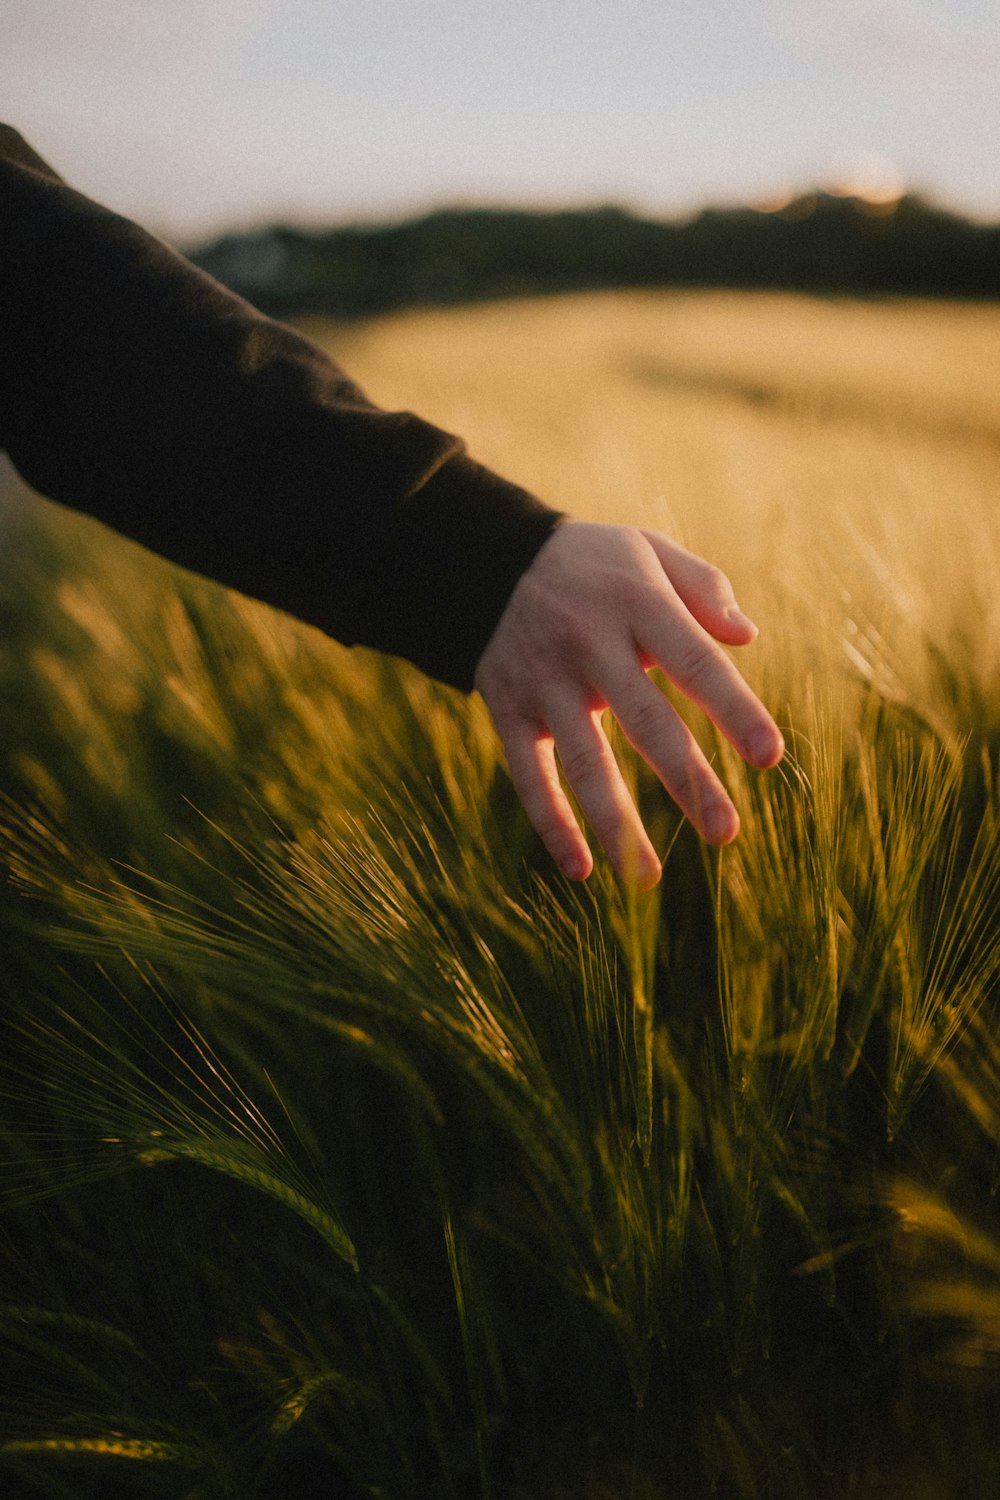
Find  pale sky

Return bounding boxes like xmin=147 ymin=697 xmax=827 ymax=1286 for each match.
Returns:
xmin=3 ymin=0 xmax=999 ymax=244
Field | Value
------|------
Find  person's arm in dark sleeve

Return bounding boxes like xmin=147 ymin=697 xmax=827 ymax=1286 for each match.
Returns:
xmin=0 ymin=124 xmax=563 ymax=690
xmin=1 ymin=126 xmax=787 ymax=888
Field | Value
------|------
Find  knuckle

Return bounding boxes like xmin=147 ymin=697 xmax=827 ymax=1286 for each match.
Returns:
xmin=624 ymin=562 xmax=666 ymax=618
xmin=547 ymin=602 xmax=592 ymax=661
xmin=518 ymin=571 xmax=591 ymax=656
xmin=619 ymin=691 xmax=665 ymax=746
xmin=703 ymin=563 xmax=734 ymax=602
xmin=557 ymin=740 xmax=603 ymax=788
xmin=673 ymin=638 xmax=720 ymax=692
xmin=488 ymin=704 xmax=527 ymax=742
xmin=474 ymin=655 xmax=517 ymax=710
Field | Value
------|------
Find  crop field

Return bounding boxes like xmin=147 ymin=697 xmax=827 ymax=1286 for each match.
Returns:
xmin=2 ymin=290 xmax=1000 ymax=1499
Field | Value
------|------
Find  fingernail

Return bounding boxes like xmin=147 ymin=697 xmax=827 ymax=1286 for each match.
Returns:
xmin=725 ymin=605 xmax=758 ymax=636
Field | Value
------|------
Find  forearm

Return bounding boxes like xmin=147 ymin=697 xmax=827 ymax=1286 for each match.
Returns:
xmin=0 ymin=126 xmax=561 ymax=688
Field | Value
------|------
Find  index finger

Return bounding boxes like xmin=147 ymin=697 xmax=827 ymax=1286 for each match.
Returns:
xmin=599 ymin=663 xmax=741 ymax=844
xmin=637 ymin=592 xmax=784 ymax=768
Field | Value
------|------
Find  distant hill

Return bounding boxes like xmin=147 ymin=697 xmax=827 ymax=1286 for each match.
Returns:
xmin=190 ymin=191 xmax=1000 ymax=317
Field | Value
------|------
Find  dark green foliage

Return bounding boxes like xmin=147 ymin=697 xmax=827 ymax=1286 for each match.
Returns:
xmin=4 ymin=479 xmax=1000 ymax=1498
xmin=191 ymin=194 xmax=1000 ymax=319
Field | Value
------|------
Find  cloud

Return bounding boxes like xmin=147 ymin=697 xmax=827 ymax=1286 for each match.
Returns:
xmin=770 ymin=0 xmax=1000 ymax=84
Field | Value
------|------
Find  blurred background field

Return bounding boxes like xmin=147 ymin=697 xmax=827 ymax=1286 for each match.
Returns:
xmin=321 ymin=290 xmax=1000 ymax=744
xmin=3 ymin=289 xmax=1000 ymax=1498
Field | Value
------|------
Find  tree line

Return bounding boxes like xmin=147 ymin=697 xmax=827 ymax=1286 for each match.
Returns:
xmin=191 ymin=190 xmax=1000 ymax=317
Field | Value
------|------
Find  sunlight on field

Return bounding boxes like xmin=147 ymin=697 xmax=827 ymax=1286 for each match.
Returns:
xmin=3 ymin=291 xmax=1000 ymax=1500
xmin=309 ymin=291 xmax=1000 ymax=749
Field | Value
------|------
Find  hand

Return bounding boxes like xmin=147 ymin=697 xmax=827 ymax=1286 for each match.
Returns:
xmin=473 ymin=519 xmax=784 ymax=888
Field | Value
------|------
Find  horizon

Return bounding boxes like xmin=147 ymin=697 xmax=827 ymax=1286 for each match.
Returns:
xmin=4 ymin=0 xmax=999 ymax=245
xmin=184 ymin=176 xmax=996 ymax=254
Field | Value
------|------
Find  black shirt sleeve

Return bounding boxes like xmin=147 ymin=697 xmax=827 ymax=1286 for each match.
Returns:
xmin=0 ymin=125 xmax=563 ymax=690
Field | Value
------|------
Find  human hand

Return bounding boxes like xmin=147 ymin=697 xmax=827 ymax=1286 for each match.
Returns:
xmin=473 ymin=519 xmax=784 ymax=888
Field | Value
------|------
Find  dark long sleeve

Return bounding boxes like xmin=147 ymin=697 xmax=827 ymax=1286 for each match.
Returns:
xmin=0 ymin=126 xmax=563 ymax=690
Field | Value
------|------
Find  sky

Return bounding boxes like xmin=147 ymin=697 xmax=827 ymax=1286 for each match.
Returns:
xmin=3 ymin=0 xmax=999 ymax=244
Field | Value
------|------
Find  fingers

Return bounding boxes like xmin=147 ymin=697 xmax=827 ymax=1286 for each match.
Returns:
xmin=475 ymin=519 xmax=785 ymax=887
xmin=497 ymin=709 xmax=662 ymax=889
xmin=599 ymin=668 xmax=741 ymax=844
xmin=641 ymin=615 xmax=784 ymax=769
xmin=632 ymin=557 xmax=785 ymax=769
xmin=640 ymin=529 xmax=760 ymax=647
xmin=547 ymin=699 xmax=664 ymax=887
xmin=498 ymin=717 xmax=594 ymax=883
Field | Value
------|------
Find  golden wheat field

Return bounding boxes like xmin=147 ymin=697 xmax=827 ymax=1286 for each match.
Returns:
xmin=313 ymin=290 xmax=1000 ymax=739
xmin=3 ymin=289 xmax=1000 ymax=1500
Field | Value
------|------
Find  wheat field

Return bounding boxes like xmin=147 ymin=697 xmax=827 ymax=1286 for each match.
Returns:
xmin=2 ymin=290 xmax=1000 ymax=1499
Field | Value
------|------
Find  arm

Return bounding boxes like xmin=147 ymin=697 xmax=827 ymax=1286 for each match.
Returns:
xmin=0 ymin=125 xmax=561 ymax=690
xmin=0 ymin=126 xmax=783 ymax=884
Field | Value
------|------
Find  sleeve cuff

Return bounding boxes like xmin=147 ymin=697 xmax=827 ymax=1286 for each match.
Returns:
xmin=357 ymin=452 xmax=565 ymax=691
